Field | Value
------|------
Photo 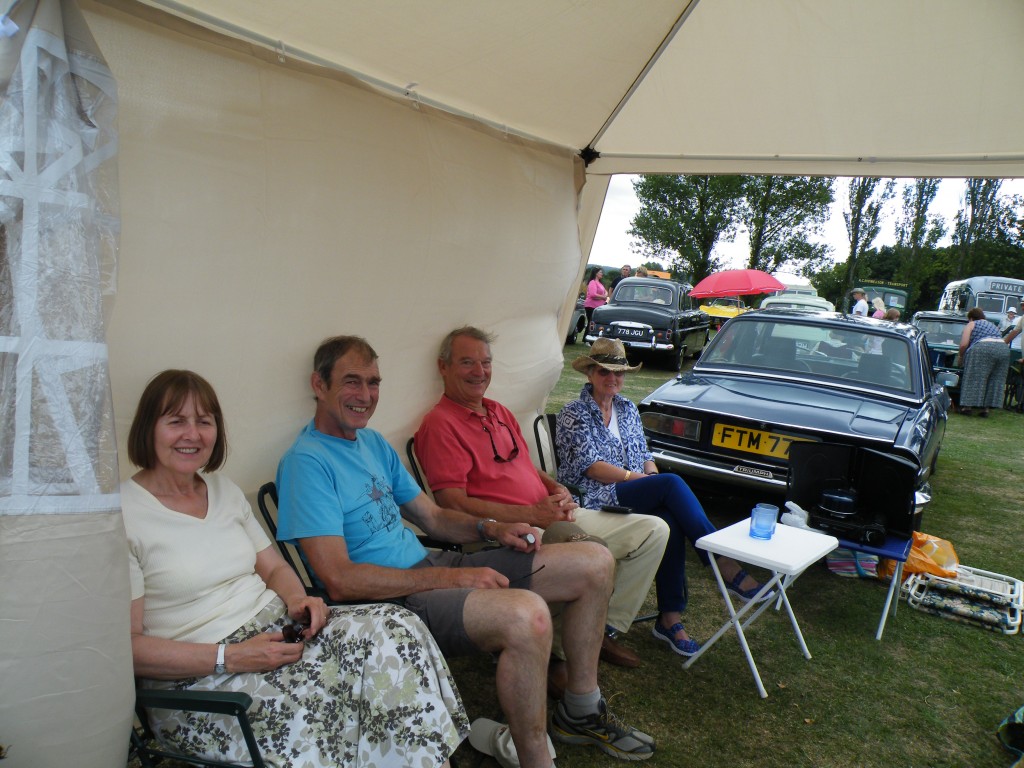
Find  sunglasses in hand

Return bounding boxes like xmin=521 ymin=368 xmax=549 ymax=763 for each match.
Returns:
xmin=281 ymin=623 xmax=308 ymax=643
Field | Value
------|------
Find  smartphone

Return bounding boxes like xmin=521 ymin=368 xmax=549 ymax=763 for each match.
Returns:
xmin=601 ymin=504 xmax=633 ymax=514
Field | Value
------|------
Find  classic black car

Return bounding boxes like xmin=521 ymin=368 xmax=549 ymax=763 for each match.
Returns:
xmin=639 ymin=309 xmax=957 ymax=518
xmin=910 ymin=310 xmax=969 ymax=401
xmin=586 ymin=277 xmax=710 ymax=370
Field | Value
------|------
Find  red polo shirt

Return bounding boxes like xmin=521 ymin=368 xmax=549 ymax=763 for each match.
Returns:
xmin=415 ymin=395 xmax=548 ymax=505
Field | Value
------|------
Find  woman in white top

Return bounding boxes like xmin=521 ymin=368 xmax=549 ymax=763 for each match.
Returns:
xmin=124 ymin=369 xmax=467 ymax=767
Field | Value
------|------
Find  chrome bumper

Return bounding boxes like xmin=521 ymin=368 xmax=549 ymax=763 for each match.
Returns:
xmin=584 ymin=334 xmax=673 ymax=351
xmin=649 ymin=448 xmax=788 ymax=492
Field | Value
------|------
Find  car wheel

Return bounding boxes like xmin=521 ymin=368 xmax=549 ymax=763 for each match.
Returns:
xmin=565 ymin=331 xmax=577 ymax=345
xmin=668 ymin=343 xmax=684 ymax=372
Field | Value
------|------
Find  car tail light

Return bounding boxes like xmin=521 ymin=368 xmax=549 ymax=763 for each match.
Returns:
xmin=642 ymin=412 xmax=700 ymax=441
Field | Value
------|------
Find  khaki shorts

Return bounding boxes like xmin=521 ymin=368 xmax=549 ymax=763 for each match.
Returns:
xmin=405 ymin=547 xmax=537 ymax=656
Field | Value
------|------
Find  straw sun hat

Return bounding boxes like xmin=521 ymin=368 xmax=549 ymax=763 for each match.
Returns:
xmin=572 ymin=337 xmax=642 ymax=374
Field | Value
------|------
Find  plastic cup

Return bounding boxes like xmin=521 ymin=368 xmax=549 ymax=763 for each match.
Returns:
xmin=749 ymin=503 xmax=779 ymax=540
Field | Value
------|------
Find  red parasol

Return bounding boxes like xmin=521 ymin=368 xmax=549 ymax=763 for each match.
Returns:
xmin=688 ymin=269 xmax=786 ymax=298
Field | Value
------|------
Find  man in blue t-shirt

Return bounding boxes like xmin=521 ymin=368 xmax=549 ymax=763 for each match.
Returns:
xmin=276 ymin=335 xmax=655 ymax=766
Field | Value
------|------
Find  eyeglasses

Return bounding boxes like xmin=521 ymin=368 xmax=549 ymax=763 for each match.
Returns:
xmin=482 ymin=418 xmax=520 ymax=463
xmin=508 ymin=564 xmax=546 ymax=586
xmin=595 ymin=368 xmax=625 ymax=377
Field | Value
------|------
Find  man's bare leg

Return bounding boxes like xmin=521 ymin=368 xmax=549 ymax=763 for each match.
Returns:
xmin=463 ymin=588 xmax=554 ymax=768
xmin=531 ymin=541 xmax=656 ymax=760
xmin=528 ymin=540 xmax=614 ymax=694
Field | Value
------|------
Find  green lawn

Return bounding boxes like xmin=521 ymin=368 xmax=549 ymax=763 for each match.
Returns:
xmin=449 ymin=341 xmax=1024 ymax=768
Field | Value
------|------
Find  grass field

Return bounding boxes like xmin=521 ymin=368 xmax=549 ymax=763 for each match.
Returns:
xmin=447 ymin=343 xmax=1024 ymax=768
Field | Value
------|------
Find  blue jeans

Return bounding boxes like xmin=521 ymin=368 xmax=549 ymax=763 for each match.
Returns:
xmin=615 ymin=473 xmax=715 ymax=614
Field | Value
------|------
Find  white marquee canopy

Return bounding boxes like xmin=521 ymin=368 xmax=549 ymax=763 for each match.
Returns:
xmin=134 ymin=0 xmax=1024 ymax=179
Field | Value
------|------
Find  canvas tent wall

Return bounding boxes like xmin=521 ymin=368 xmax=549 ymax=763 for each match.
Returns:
xmin=3 ymin=1 xmax=1023 ymax=766
xmin=2 ymin=3 xmax=583 ymax=765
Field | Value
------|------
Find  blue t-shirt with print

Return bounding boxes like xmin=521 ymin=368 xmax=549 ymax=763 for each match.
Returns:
xmin=276 ymin=421 xmax=427 ymax=573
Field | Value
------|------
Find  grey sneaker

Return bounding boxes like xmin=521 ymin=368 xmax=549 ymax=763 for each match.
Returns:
xmin=550 ymin=698 xmax=655 ymax=761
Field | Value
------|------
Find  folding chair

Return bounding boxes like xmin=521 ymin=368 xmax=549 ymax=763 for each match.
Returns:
xmin=532 ymin=413 xmax=560 ymax=475
xmin=1004 ymin=359 xmax=1023 ymax=412
xmin=531 ymin=414 xmax=581 ymax=501
xmin=405 ymin=436 xmax=431 ymax=497
xmin=256 ymin=481 xmax=328 ymax=600
xmin=531 ymin=416 xmax=655 ymax=624
xmin=131 ymin=685 xmax=264 ymax=768
xmin=403 ymin=438 xmax=463 ymax=553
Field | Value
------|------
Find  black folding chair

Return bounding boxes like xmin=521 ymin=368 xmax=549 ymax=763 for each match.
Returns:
xmin=530 ymin=416 xmax=654 ymax=624
xmin=405 ymin=436 xmax=430 ymax=495
xmin=531 ymin=413 xmax=581 ymax=502
xmin=1004 ymin=359 xmax=1023 ymax=412
xmin=256 ymin=481 xmax=330 ymax=600
xmin=403 ymin=438 xmax=463 ymax=553
xmin=532 ymin=412 xmax=559 ymax=475
xmin=131 ymin=685 xmax=264 ymax=768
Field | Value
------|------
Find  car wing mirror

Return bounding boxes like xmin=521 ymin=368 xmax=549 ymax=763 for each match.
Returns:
xmin=935 ymin=372 xmax=959 ymax=388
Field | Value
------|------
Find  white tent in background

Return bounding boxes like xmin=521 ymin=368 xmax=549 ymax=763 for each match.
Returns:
xmin=2 ymin=1 xmax=1022 ymax=765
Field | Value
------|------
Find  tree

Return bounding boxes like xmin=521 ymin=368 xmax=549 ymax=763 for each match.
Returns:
xmin=894 ymin=179 xmax=945 ymax=300
xmin=860 ymin=246 xmax=901 ymax=283
xmin=741 ymin=176 xmax=835 ymax=274
xmin=895 ymin=179 xmax=945 ymax=252
xmin=842 ymin=177 xmax=896 ymax=309
xmin=951 ymin=178 xmax=1022 ymax=277
xmin=629 ymin=175 xmax=745 ymax=283
xmin=807 ymin=260 xmax=848 ymax=309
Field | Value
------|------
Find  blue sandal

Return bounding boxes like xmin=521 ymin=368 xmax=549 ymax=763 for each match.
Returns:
xmin=726 ymin=569 xmax=775 ymax=603
xmin=652 ymin=621 xmax=700 ymax=657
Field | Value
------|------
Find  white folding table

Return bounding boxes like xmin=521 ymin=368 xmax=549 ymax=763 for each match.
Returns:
xmin=683 ymin=519 xmax=838 ymax=698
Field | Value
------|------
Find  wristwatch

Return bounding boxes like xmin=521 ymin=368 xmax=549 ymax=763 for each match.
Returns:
xmin=214 ymin=643 xmax=227 ymax=674
xmin=477 ymin=518 xmax=498 ymax=542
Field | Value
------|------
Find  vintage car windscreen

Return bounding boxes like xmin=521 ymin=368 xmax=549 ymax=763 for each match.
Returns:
xmin=916 ymin=319 xmax=965 ymax=345
xmin=614 ymin=283 xmax=673 ymax=305
xmin=705 ymin=298 xmax=742 ymax=308
xmin=701 ymin=319 xmax=914 ymax=393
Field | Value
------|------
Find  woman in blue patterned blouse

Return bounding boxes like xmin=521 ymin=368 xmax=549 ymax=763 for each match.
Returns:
xmin=556 ymin=338 xmax=768 ymax=657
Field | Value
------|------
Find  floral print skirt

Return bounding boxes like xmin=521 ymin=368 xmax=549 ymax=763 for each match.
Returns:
xmin=143 ymin=598 xmax=468 ymax=767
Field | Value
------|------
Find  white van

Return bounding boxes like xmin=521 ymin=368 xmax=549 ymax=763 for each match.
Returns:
xmin=772 ymin=283 xmax=818 ymax=297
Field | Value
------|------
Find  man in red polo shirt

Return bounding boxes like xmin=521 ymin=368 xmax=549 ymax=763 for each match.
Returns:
xmin=415 ymin=326 xmax=668 ymax=671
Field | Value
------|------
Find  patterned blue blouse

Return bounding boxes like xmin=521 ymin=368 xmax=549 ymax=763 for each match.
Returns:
xmin=967 ymin=318 xmax=1001 ymax=348
xmin=556 ymin=384 xmax=653 ymax=508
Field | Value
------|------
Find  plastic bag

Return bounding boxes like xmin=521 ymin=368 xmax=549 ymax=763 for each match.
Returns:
xmin=878 ymin=531 xmax=959 ymax=581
